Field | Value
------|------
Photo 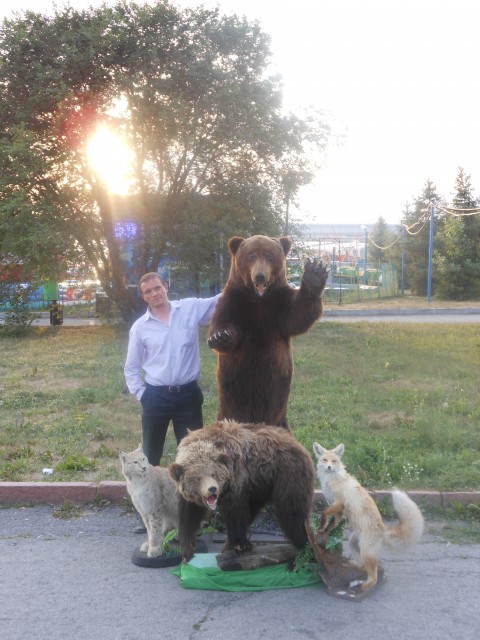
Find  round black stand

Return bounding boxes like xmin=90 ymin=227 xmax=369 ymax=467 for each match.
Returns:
xmin=131 ymin=539 xmax=208 ymax=568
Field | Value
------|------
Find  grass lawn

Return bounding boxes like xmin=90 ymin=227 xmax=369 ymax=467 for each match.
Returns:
xmin=0 ymin=321 xmax=479 ymax=492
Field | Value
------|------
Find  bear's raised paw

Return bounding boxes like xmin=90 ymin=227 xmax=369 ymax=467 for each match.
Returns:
xmin=208 ymin=328 xmax=233 ymax=351
xmin=302 ymin=259 xmax=329 ymax=291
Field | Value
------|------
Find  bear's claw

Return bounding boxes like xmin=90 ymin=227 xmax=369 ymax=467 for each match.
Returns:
xmin=222 ymin=540 xmax=254 ymax=554
xmin=302 ymin=259 xmax=329 ymax=291
xmin=208 ymin=328 xmax=233 ymax=350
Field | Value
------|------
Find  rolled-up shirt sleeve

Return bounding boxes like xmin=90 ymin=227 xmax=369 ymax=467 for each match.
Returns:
xmin=124 ymin=323 xmax=146 ymax=400
xmin=197 ymin=293 xmax=221 ymax=325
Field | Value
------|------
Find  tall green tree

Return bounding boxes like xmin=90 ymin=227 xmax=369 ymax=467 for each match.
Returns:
xmin=0 ymin=1 xmax=329 ymax=321
xmin=401 ymin=179 xmax=444 ymax=295
xmin=369 ymin=216 xmax=394 ymax=264
xmin=433 ymin=167 xmax=480 ymax=299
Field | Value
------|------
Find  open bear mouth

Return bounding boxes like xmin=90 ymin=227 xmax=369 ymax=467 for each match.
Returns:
xmin=204 ymin=494 xmax=218 ymax=511
xmin=255 ymin=282 xmax=267 ymax=297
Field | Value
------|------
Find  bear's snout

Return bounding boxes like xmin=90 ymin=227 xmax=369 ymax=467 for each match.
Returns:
xmin=253 ymin=271 xmax=268 ymax=296
xmin=208 ymin=486 xmax=217 ymax=494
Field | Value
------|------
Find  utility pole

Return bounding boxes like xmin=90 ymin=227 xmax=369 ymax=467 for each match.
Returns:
xmin=361 ymin=225 xmax=368 ymax=284
xmin=427 ymin=204 xmax=434 ymax=303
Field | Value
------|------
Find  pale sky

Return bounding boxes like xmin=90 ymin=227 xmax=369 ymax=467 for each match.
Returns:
xmin=2 ymin=0 xmax=479 ymax=226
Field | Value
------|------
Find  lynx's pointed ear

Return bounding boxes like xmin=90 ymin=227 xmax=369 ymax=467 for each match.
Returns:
xmin=333 ymin=443 xmax=345 ymax=458
xmin=168 ymin=462 xmax=184 ymax=483
xmin=228 ymin=236 xmax=245 ymax=256
xmin=312 ymin=442 xmax=325 ymax=459
xmin=278 ymin=236 xmax=292 ymax=256
xmin=119 ymin=452 xmax=127 ymax=463
xmin=136 ymin=443 xmax=143 ymax=452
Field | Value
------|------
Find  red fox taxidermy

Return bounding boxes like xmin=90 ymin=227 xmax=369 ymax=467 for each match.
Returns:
xmin=313 ymin=442 xmax=424 ymax=594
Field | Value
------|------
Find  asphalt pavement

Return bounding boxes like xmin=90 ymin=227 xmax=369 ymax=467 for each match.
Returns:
xmin=1 ymin=505 xmax=479 ymax=640
xmin=322 ymin=307 xmax=480 ymax=323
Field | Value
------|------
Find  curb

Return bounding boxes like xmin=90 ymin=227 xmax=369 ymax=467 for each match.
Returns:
xmin=0 ymin=482 xmax=478 ymax=509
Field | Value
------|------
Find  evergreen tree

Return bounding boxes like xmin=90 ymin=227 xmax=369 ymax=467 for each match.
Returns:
xmin=387 ymin=203 xmax=411 ymax=292
xmin=434 ymin=168 xmax=480 ymax=299
xmin=401 ymin=180 xmax=444 ymax=295
xmin=369 ymin=216 xmax=394 ymax=264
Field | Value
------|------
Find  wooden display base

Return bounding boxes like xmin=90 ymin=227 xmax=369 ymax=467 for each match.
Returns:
xmin=216 ymin=543 xmax=297 ymax=571
xmin=306 ymin=521 xmax=387 ymax=600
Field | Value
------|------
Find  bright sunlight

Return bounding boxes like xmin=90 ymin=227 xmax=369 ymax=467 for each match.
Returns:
xmin=86 ymin=126 xmax=135 ymax=194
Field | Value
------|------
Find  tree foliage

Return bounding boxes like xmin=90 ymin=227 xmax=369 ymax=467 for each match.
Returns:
xmin=369 ymin=216 xmax=394 ymax=264
xmin=0 ymin=1 xmax=330 ymax=321
xmin=400 ymin=179 xmax=444 ymax=295
xmin=433 ymin=167 xmax=480 ymax=299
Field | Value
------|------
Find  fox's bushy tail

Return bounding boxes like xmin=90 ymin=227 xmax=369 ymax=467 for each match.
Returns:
xmin=383 ymin=489 xmax=424 ymax=553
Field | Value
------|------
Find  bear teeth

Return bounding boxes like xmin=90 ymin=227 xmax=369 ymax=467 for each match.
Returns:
xmin=255 ymin=283 xmax=266 ymax=296
xmin=205 ymin=495 xmax=218 ymax=511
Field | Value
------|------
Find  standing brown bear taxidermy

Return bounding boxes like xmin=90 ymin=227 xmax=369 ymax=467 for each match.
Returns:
xmin=168 ymin=420 xmax=316 ymax=563
xmin=208 ymin=235 xmax=329 ymax=428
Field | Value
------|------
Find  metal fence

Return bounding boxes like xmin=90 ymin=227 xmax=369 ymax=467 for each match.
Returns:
xmin=1 ymin=262 xmax=399 ymax=313
xmin=322 ymin=262 xmax=398 ymax=305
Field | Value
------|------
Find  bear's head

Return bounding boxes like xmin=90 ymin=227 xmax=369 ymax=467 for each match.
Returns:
xmin=168 ymin=440 xmax=231 ymax=511
xmin=227 ymin=235 xmax=292 ymax=297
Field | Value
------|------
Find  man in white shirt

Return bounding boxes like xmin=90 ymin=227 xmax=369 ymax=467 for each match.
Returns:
xmin=124 ymin=272 xmax=221 ymax=469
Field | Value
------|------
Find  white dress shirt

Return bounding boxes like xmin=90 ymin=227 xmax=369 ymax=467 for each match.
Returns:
xmin=124 ymin=294 xmax=221 ymax=400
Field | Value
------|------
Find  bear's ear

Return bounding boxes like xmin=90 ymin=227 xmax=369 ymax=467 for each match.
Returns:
xmin=278 ymin=237 xmax=292 ymax=256
xmin=228 ymin=236 xmax=245 ymax=256
xmin=168 ymin=462 xmax=184 ymax=482
xmin=216 ymin=452 xmax=230 ymax=467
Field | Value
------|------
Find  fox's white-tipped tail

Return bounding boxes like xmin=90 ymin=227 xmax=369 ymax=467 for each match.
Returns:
xmin=383 ymin=489 xmax=424 ymax=553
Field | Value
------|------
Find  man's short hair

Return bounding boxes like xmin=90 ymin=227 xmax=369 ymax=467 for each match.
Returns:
xmin=138 ymin=272 xmax=166 ymax=294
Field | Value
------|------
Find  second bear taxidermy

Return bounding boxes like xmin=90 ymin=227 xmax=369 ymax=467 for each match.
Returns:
xmin=313 ymin=442 xmax=424 ymax=594
xmin=169 ymin=420 xmax=315 ymax=564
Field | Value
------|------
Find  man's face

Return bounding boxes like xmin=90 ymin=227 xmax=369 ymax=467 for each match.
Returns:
xmin=140 ymin=277 xmax=168 ymax=308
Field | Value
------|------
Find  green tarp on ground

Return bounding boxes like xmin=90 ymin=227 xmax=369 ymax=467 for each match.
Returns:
xmin=171 ymin=553 xmax=324 ymax=592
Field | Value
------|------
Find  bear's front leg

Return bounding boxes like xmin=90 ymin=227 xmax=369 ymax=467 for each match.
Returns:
xmin=302 ymin=258 xmax=329 ymax=292
xmin=178 ymin=498 xmax=205 ymax=563
xmin=221 ymin=502 xmax=253 ymax=554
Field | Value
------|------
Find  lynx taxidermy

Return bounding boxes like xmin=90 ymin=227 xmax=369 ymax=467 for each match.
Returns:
xmin=313 ymin=442 xmax=424 ymax=593
xmin=120 ymin=445 xmax=179 ymax=557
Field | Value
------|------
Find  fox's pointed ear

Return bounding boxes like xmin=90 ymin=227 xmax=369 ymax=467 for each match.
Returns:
xmin=334 ymin=443 xmax=345 ymax=458
xmin=313 ymin=442 xmax=325 ymax=459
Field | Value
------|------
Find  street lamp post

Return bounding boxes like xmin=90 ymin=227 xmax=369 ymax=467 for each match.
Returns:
xmin=361 ymin=225 xmax=368 ymax=284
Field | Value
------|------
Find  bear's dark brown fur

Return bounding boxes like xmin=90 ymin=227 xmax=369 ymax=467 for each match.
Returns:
xmin=208 ymin=235 xmax=329 ymax=428
xmin=168 ymin=420 xmax=315 ymax=563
